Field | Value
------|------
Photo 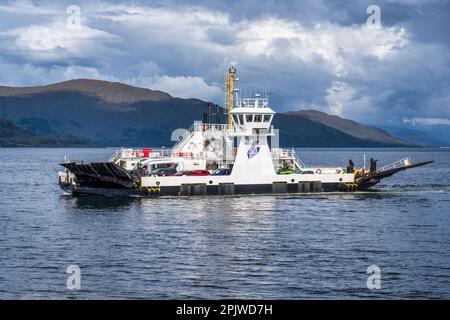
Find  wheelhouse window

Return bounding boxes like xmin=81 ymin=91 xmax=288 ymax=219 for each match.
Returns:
xmin=263 ymin=114 xmax=272 ymax=122
xmin=246 ymin=114 xmax=253 ymax=123
xmin=254 ymin=115 xmax=262 ymax=122
xmin=233 ymin=114 xmax=240 ymax=125
xmin=238 ymin=114 xmax=244 ymax=125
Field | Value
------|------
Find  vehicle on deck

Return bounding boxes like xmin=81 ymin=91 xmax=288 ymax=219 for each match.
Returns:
xmin=277 ymin=169 xmax=295 ymax=174
xmin=176 ymin=170 xmax=210 ymax=176
xmin=212 ymin=168 xmax=231 ymax=176
xmin=151 ymin=168 xmax=178 ymax=176
xmin=297 ymin=170 xmax=315 ymax=175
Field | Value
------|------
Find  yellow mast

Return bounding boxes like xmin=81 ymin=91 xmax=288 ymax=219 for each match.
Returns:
xmin=225 ymin=66 xmax=236 ymax=129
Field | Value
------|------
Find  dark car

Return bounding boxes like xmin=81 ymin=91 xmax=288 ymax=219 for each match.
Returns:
xmin=176 ymin=170 xmax=210 ymax=176
xmin=297 ymin=170 xmax=315 ymax=175
xmin=212 ymin=168 xmax=231 ymax=176
xmin=151 ymin=168 xmax=178 ymax=176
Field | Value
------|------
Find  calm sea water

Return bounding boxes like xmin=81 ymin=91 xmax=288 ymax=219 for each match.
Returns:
xmin=0 ymin=148 xmax=449 ymax=299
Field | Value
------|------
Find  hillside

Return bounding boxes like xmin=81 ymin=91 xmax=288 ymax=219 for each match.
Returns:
xmin=381 ymin=125 xmax=450 ymax=147
xmin=285 ymin=110 xmax=414 ymax=147
xmin=273 ymin=114 xmax=388 ymax=147
xmin=0 ymin=79 xmax=171 ymax=104
xmin=0 ymin=79 xmax=414 ymax=147
xmin=0 ymin=120 xmax=95 ymax=147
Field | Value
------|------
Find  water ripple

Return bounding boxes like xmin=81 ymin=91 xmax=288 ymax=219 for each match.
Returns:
xmin=0 ymin=148 xmax=449 ymax=299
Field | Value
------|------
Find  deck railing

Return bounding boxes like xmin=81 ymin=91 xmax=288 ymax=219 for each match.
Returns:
xmin=272 ymin=148 xmax=305 ymax=169
xmin=375 ymin=157 xmax=412 ymax=173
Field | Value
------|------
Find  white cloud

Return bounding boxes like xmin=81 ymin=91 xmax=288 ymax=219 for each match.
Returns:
xmin=62 ymin=65 xmax=117 ymax=81
xmin=129 ymin=75 xmax=222 ymax=101
xmin=325 ymin=81 xmax=357 ymax=116
xmin=91 ymin=2 xmax=230 ymax=54
xmin=0 ymin=60 xmax=115 ymax=86
xmin=0 ymin=0 xmax=56 ymax=15
xmin=236 ymin=20 xmax=408 ymax=77
xmin=0 ymin=18 xmax=121 ymax=63
xmin=320 ymin=81 xmax=375 ymax=119
xmin=403 ymin=117 xmax=450 ymax=126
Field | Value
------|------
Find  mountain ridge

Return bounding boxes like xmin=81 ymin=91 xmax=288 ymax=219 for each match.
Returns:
xmin=0 ymin=79 xmax=416 ymax=148
xmin=0 ymin=79 xmax=172 ymax=104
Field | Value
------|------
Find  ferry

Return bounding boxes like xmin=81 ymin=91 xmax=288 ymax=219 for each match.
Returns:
xmin=58 ymin=67 xmax=433 ymax=197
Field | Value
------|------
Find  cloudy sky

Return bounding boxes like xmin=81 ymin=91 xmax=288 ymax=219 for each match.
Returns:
xmin=0 ymin=0 xmax=448 ymax=127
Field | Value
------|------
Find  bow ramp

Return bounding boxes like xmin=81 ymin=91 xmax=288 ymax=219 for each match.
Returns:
xmin=356 ymin=158 xmax=434 ymax=190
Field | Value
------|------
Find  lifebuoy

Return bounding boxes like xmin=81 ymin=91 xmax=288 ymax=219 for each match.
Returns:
xmin=315 ymin=168 xmax=322 ymax=174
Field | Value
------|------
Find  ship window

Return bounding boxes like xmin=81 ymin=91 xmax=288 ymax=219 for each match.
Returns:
xmin=246 ymin=114 xmax=253 ymax=123
xmin=254 ymin=115 xmax=262 ymax=122
xmin=233 ymin=114 xmax=239 ymax=125
xmin=238 ymin=114 xmax=244 ymax=125
xmin=263 ymin=115 xmax=272 ymax=122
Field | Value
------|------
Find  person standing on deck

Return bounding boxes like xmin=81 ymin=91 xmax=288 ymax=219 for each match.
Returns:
xmin=369 ymin=158 xmax=378 ymax=174
xmin=347 ymin=159 xmax=354 ymax=173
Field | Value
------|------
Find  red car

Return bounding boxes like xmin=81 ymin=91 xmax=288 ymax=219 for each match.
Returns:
xmin=175 ymin=170 xmax=210 ymax=176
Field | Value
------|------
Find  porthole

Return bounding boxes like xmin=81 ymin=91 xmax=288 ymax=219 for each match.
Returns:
xmin=291 ymin=179 xmax=295 ymax=183
xmin=339 ymin=178 xmax=343 ymax=182
xmin=209 ymin=180 xmax=213 ymax=184
xmin=156 ymin=181 xmax=160 ymax=185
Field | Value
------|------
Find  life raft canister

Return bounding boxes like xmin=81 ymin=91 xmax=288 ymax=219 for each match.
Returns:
xmin=142 ymin=148 xmax=152 ymax=158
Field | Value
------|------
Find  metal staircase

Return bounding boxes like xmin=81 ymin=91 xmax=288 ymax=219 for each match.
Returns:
xmin=172 ymin=121 xmax=199 ymax=152
xmin=293 ymin=149 xmax=305 ymax=169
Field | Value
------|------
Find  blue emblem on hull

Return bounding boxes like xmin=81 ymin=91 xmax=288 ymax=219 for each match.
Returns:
xmin=247 ymin=142 xmax=260 ymax=159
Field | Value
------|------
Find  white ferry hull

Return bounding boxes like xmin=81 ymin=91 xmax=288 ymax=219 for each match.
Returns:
xmin=61 ymin=181 xmax=351 ymax=197
xmin=59 ymin=170 xmax=358 ymax=197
